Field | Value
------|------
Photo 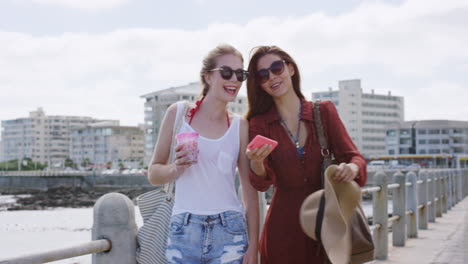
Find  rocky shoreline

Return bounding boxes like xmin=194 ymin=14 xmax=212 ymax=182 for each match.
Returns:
xmin=2 ymin=185 xmax=153 ymax=210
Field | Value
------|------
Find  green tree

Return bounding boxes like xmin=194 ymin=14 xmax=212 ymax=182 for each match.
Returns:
xmin=81 ymin=158 xmax=90 ymax=168
xmin=64 ymin=157 xmax=77 ymax=169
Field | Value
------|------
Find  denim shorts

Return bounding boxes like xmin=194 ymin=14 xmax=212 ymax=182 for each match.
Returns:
xmin=166 ymin=210 xmax=248 ymax=264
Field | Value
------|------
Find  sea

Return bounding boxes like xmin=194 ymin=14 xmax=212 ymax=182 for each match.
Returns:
xmin=0 ymin=195 xmax=388 ymax=263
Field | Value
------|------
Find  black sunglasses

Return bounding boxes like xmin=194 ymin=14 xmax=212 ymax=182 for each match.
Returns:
xmin=256 ymin=60 xmax=286 ymax=84
xmin=210 ymin=66 xmax=249 ymax=82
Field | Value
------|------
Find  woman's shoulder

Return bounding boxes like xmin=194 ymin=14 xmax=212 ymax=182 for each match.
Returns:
xmin=247 ymin=114 xmax=269 ymax=129
xmin=317 ymin=100 xmax=338 ymax=114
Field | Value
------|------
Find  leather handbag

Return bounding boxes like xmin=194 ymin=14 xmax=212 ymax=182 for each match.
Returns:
xmin=313 ymin=99 xmax=375 ymax=264
xmin=136 ymin=102 xmax=188 ymax=264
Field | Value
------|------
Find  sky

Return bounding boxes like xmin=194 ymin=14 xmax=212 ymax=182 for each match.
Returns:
xmin=0 ymin=0 xmax=467 ymax=126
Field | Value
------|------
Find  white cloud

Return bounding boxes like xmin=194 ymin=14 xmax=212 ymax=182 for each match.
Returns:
xmin=0 ymin=0 xmax=467 ymax=126
xmin=10 ymin=0 xmax=129 ymax=11
xmin=404 ymin=81 xmax=467 ymax=121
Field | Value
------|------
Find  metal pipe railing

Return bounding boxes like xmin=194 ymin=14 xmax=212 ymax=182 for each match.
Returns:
xmin=370 ymin=168 xmax=468 ymax=260
xmin=0 ymin=240 xmax=111 ymax=264
xmin=0 ymin=193 xmax=137 ymax=264
xmin=1 ymin=168 xmax=467 ymax=263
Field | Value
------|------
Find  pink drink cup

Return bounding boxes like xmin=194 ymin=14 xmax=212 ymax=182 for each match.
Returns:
xmin=175 ymin=132 xmax=199 ymax=163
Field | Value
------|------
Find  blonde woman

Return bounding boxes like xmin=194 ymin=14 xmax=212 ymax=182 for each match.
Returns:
xmin=148 ymin=44 xmax=259 ymax=264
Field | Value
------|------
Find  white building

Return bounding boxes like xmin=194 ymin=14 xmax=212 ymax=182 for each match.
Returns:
xmin=385 ymin=120 xmax=468 ymax=155
xmin=70 ymin=122 xmax=145 ymax=168
xmin=1 ymin=108 xmax=108 ymax=167
xmin=141 ymin=82 xmax=248 ymax=163
xmin=312 ymin=79 xmax=404 ymax=158
xmin=0 ymin=140 xmax=4 ymax=162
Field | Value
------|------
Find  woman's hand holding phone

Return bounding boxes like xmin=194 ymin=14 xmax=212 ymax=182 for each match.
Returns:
xmin=246 ymin=135 xmax=277 ymax=163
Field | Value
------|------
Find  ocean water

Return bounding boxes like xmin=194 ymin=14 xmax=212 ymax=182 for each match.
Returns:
xmin=0 ymin=196 xmax=383 ymax=263
xmin=0 ymin=195 xmax=144 ymax=264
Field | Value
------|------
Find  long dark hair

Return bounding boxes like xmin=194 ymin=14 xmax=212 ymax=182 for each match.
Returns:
xmin=245 ymin=46 xmax=304 ymax=120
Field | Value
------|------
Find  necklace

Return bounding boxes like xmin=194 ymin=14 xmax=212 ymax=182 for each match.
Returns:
xmin=278 ymin=101 xmax=302 ymax=150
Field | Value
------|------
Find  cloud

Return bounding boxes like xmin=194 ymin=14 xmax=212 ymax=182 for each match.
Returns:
xmin=10 ymin=0 xmax=129 ymax=11
xmin=0 ymin=0 xmax=467 ymax=126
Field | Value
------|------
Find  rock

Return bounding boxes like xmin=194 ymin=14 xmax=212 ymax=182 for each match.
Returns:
xmin=6 ymin=185 xmax=153 ymax=210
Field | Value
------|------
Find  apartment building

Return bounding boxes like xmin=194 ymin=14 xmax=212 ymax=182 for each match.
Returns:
xmin=385 ymin=120 xmax=468 ymax=155
xmin=70 ymin=122 xmax=145 ymax=167
xmin=140 ymin=82 xmax=248 ymax=163
xmin=312 ymin=79 xmax=404 ymax=158
xmin=1 ymin=108 xmax=105 ymax=167
xmin=0 ymin=141 xmax=4 ymax=161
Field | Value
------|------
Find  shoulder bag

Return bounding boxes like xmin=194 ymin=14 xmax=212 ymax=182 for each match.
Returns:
xmin=313 ymin=99 xmax=375 ymax=264
xmin=136 ymin=101 xmax=188 ymax=264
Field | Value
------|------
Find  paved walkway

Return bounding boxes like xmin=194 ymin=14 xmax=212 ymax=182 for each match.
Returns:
xmin=374 ymin=197 xmax=468 ymax=264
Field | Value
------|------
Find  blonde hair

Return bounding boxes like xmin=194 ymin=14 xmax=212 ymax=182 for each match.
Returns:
xmin=200 ymin=44 xmax=244 ymax=96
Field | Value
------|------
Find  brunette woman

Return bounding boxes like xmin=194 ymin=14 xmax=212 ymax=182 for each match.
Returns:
xmin=245 ymin=46 xmax=367 ymax=264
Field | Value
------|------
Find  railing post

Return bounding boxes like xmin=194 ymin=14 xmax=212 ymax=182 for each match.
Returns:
xmin=258 ymin=191 xmax=267 ymax=236
xmin=406 ymin=171 xmax=418 ymax=238
xmin=461 ymin=169 xmax=468 ymax=198
xmin=457 ymin=169 xmax=463 ymax=202
xmin=462 ymin=169 xmax=466 ymax=197
xmin=434 ymin=171 xmax=442 ymax=218
xmin=92 ymin=193 xmax=137 ymax=264
xmin=373 ymin=171 xmax=389 ymax=260
xmin=392 ymin=171 xmax=406 ymax=246
xmin=428 ymin=171 xmax=436 ymax=223
xmin=446 ymin=170 xmax=453 ymax=209
xmin=453 ymin=170 xmax=459 ymax=204
xmin=418 ymin=170 xmax=428 ymax=230
xmin=441 ymin=170 xmax=448 ymax=214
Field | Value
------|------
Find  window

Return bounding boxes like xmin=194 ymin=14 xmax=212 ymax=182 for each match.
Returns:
xmin=418 ymin=139 xmax=426 ymax=144
xmin=400 ymin=129 xmax=410 ymax=136
xmin=441 ymin=129 xmax=448 ymax=134
xmin=429 ymin=149 xmax=440 ymax=154
xmin=386 ymin=130 xmax=396 ymax=136
xmin=400 ymin=138 xmax=411 ymax=144
xmin=442 ymin=139 xmax=449 ymax=144
xmin=428 ymin=139 xmax=440 ymax=144
xmin=428 ymin=129 xmax=440 ymax=135
xmin=399 ymin=148 xmax=410 ymax=154
xmin=419 ymin=149 xmax=426 ymax=154
xmin=388 ymin=149 xmax=395 ymax=155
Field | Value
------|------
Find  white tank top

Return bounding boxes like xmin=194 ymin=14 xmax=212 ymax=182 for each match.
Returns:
xmin=172 ymin=101 xmax=244 ymax=215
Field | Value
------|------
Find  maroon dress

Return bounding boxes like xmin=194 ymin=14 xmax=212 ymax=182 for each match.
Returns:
xmin=249 ymin=99 xmax=367 ymax=264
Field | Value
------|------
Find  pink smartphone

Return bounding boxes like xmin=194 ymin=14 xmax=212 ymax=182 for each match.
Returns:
xmin=247 ymin=135 xmax=278 ymax=151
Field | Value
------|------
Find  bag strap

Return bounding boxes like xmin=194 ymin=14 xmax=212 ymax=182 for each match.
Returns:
xmin=165 ymin=101 xmax=189 ymax=200
xmin=313 ymin=99 xmax=333 ymax=188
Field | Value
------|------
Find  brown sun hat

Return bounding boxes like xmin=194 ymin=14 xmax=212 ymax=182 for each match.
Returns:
xmin=300 ymin=164 xmax=362 ymax=264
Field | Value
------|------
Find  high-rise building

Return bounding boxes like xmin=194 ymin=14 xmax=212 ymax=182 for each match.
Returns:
xmin=312 ymin=79 xmax=404 ymax=158
xmin=385 ymin=120 xmax=468 ymax=155
xmin=1 ymin=108 xmax=107 ymax=167
xmin=0 ymin=140 xmax=4 ymax=162
xmin=141 ymin=82 xmax=248 ymax=163
xmin=70 ymin=122 xmax=145 ymax=167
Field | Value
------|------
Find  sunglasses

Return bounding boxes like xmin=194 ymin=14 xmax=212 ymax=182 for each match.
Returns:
xmin=256 ymin=60 xmax=286 ymax=84
xmin=210 ymin=66 xmax=249 ymax=82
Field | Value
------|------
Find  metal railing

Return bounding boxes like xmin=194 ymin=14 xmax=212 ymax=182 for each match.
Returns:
xmin=0 ymin=168 xmax=467 ymax=263
xmin=0 ymin=193 xmax=138 ymax=264
xmin=362 ymin=168 xmax=468 ymax=260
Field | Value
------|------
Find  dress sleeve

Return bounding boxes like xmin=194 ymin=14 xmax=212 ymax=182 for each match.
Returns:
xmin=321 ymin=101 xmax=367 ymax=186
xmin=248 ymin=117 xmax=277 ymax=192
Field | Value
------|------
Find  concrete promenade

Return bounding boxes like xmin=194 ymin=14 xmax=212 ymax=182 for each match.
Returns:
xmin=375 ymin=197 xmax=468 ymax=264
